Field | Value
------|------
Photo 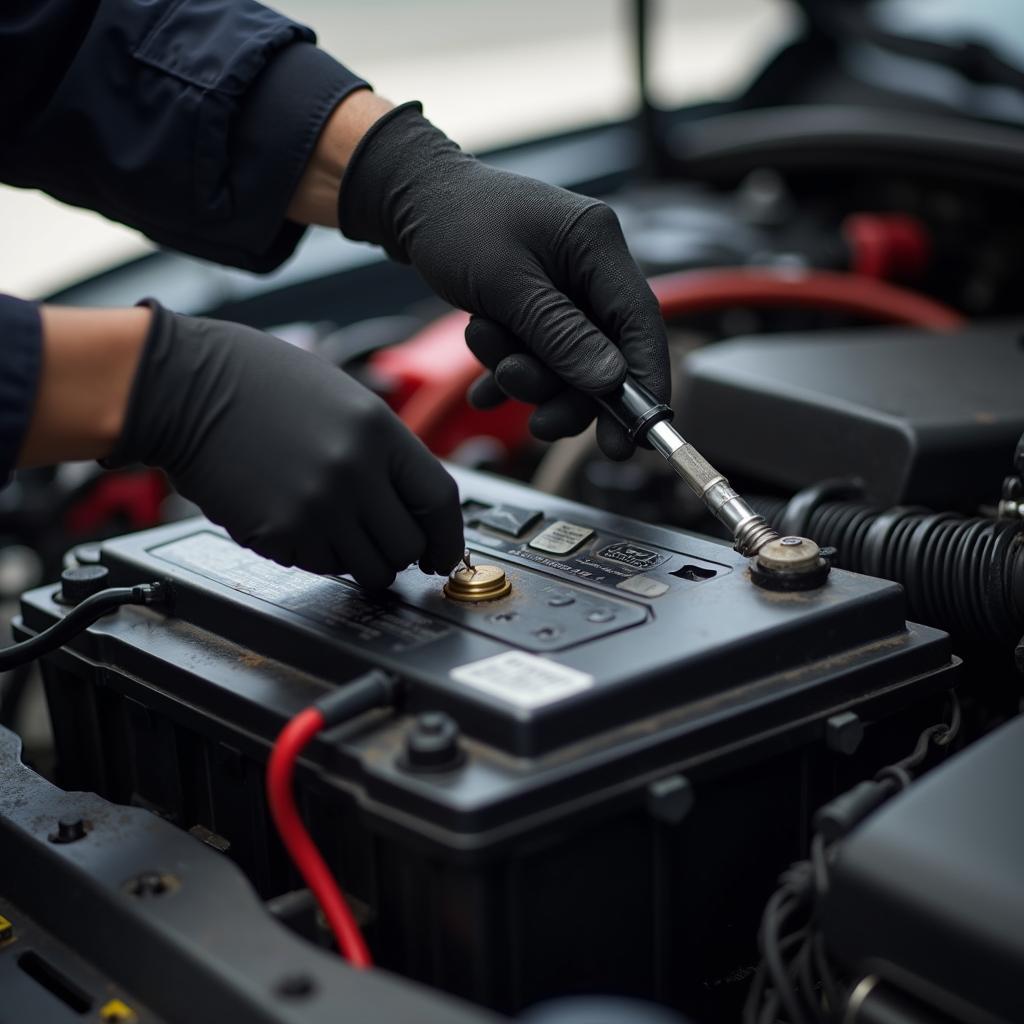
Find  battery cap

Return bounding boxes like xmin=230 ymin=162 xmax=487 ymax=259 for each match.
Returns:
xmin=402 ymin=711 xmax=465 ymax=772
xmin=60 ymin=564 xmax=110 ymax=605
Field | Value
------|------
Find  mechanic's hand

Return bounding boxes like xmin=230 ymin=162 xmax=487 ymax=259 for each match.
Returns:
xmin=105 ymin=302 xmax=464 ymax=587
xmin=338 ymin=103 xmax=670 ymax=460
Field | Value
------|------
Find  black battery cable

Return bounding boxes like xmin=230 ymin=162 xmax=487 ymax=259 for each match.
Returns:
xmin=0 ymin=582 xmax=169 ymax=674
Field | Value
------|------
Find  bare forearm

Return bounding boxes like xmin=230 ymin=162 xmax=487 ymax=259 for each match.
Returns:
xmin=287 ymin=89 xmax=394 ymax=227
xmin=18 ymin=306 xmax=150 ymax=467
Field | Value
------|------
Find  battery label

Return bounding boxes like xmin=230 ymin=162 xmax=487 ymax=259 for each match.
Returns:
xmin=151 ymin=532 xmax=450 ymax=653
xmin=450 ymin=651 xmax=593 ymax=708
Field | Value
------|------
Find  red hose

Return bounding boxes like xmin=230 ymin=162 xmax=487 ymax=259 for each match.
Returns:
xmin=394 ymin=267 xmax=964 ymax=446
xmin=266 ymin=707 xmax=373 ymax=968
xmin=648 ymin=267 xmax=963 ymax=329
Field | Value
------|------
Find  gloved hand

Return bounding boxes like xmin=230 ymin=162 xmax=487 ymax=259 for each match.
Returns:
xmin=338 ymin=103 xmax=670 ymax=460
xmin=105 ymin=302 xmax=464 ymax=588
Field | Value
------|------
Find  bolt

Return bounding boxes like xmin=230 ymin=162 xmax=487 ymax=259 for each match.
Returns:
xmin=401 ymin=712 xmax=465 ymax=773
xmin=276 ymin=974 xmax=316 ymax=999
xmin=124 ymin=871 xmax=179 ymax=897
xmin=826 ymin=711 xmax=864 ymax=756
xmin=752 ymin=535 xmax=830 ymax=590
xmin=417 ymin=712 xmax=447 ymax=736
xmin=134 ymin=873 xmax=166 ymax=896
xmin=48 ymin=816 xmax=87 ymax=844
xmin=646 ymin=774 xmax=694 ymax=825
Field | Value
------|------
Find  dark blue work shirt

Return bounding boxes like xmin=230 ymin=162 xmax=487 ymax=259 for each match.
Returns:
xmin=0 ymin=0 xmax=367 ymax=481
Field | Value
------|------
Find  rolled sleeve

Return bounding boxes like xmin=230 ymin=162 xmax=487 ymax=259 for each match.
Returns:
xmin=183 ymin=41 xmax=368 ymax=270
xmin=0 ymin=296 xmax=43 ymax=485
xmin=1 ymin=1 xmax=368 ymax=272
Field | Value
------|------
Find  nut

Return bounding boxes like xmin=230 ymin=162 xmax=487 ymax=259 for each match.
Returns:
xmin=756 ymin=536 xmax=822 ymax=573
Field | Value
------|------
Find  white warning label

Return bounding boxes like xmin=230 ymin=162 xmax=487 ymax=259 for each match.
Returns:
xmin=450 ymin=651 xmax=593 ymax=709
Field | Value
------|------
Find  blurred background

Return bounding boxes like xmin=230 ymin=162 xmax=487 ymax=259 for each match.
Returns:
xmin=0 ymin=0 xmax=795 ymax=299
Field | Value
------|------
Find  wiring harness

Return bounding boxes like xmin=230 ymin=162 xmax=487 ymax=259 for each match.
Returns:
xmin=744 ymin=693 xmax=962 ymax=1024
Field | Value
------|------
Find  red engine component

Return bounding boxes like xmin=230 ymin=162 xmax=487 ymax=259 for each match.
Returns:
xmin=842 ymin=213 xmax=931 ymax=281
xmin=64 ymin=470 xmax=167 ymax=536
xmin=368 ymin=310 xmax=532 ymax=457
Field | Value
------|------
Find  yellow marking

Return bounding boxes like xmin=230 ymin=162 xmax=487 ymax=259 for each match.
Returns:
xmin=99 ymin=999 xmax=137 ymax=1023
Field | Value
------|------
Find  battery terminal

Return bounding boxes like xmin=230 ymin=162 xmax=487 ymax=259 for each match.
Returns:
xmin=444 ymin=551 xmax=511 ymax=602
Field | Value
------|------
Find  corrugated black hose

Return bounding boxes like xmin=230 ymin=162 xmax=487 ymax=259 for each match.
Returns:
xmin=751 ymin=482 xmax=1024 ymax=648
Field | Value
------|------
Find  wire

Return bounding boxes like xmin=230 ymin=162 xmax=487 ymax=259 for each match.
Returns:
xmin=812 ymin=932 xmax=841 ymax=1020
xmin=746 ymin=692 xmax=962 ymax=1023
xmin=0 ymin=583 xmax=167 ymax=673
xmin=267 ymin=707 xmax=372 ymax=968
xmin=810 ymin=833 xmax=829 ymax=898
xmin=757 ymin=992 xmax=780 ymax=1024
xmin=794 ymin=937 xmax=818 ymax=1018
xmin=265 ymin=670 xmax=398 ymax=969
xmin=762 ymin=888 xmax=812 ymax=1024
xmin=876 ymin=692 xmax=963 ymax=791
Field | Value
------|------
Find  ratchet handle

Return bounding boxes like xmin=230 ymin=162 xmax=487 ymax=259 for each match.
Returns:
xmin=596 ymin=377 xmax=672 ymax=444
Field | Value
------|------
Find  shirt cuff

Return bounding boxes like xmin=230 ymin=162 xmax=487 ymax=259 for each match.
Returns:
xmin=212 ymin=42 xmax=368 ymax=272
xmin=0 ymin=295 xmax=43 ymax=485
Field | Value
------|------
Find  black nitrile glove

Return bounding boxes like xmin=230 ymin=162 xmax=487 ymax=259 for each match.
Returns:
xmin=106 ymin=302 xmax=464 ymax=588
xmin=338 ymin=103 xmax=670 ymax=460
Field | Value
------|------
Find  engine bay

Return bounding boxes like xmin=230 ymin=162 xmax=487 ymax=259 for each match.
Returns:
xmin=2 ymin=5 xmax=1024 ymax=1023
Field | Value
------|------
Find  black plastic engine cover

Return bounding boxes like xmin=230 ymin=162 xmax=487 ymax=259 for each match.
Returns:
xmin=678 ymin=321 xmax=1024 ymax=507
xmin=823 ymin=715 xmax=1024 ymax=1024
xmin=0 ymin=728 xmax=495 ymax=1024
xmin=18 ymin=466 xmax=959 ymax=1017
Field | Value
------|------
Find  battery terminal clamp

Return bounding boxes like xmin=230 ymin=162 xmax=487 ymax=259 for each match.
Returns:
xmin=749 ymin=536 xmax=834 ymax=591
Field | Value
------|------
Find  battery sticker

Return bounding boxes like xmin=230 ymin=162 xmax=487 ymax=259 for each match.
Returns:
xmin=528 ymin=520 xmax=594 ymax=555
xmin=596 ymin=541 xmax=668 ymax=571
xmin=152 ymin=532 xmax=450 ymax=653
xmin=450 ymin=651 xmax=593 ymax=708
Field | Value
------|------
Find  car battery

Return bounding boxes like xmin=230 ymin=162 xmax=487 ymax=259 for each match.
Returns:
xmin=18 ymin=465 xmax=958 ymax=1020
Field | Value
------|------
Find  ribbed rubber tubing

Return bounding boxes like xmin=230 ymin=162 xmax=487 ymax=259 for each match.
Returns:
xmin=754 ymin=497 xmax=1024 ymax=645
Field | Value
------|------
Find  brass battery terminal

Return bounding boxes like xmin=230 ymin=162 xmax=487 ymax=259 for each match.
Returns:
xmin=444 ymin=550 xmax=512 ymax=603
